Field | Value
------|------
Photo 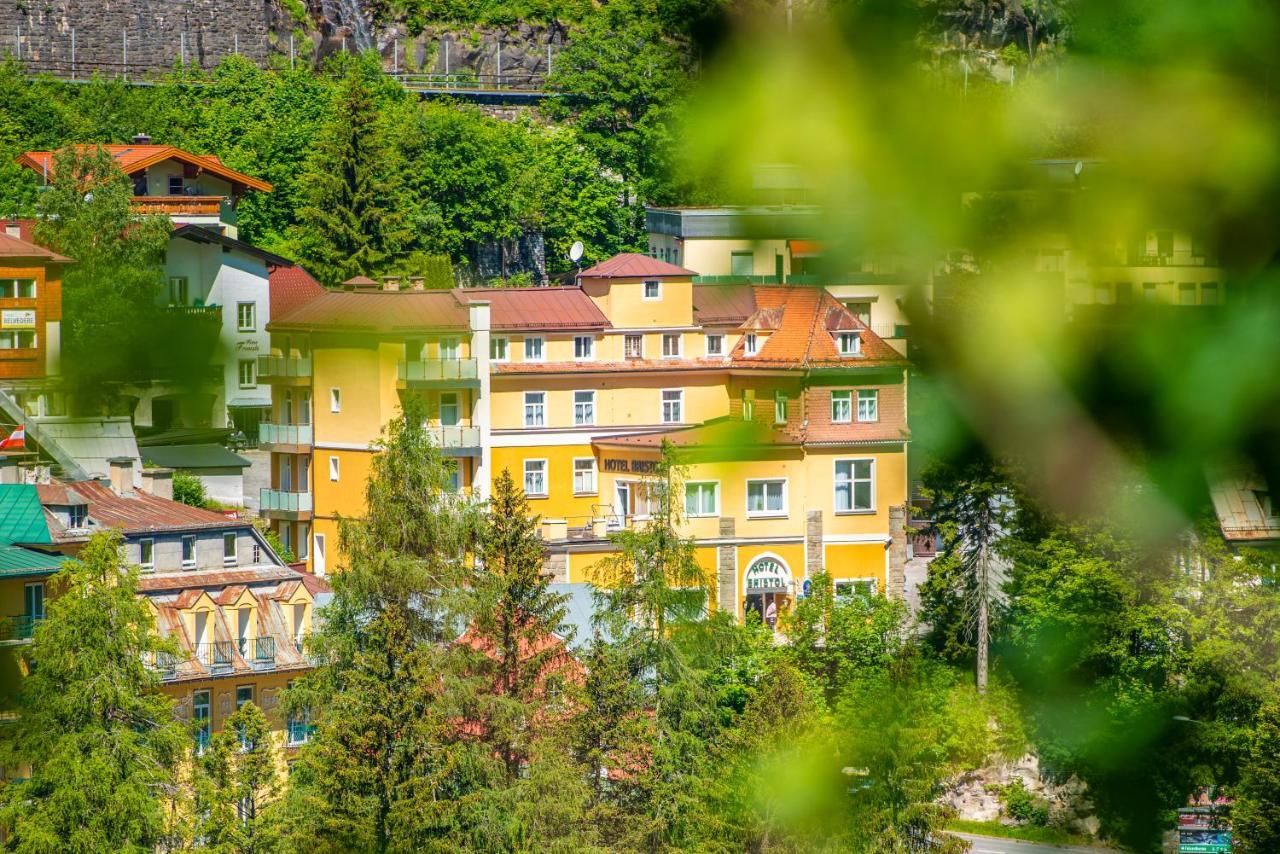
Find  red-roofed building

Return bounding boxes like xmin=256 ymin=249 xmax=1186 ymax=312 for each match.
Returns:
xmin=268 ymin=265 xmax=327 ymax=322
xmin=0 ymin=222 xmax=71 ymax=382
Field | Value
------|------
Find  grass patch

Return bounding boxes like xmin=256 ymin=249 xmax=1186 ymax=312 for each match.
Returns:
xmin=947 ymin=818 xmax=1106 ymax=848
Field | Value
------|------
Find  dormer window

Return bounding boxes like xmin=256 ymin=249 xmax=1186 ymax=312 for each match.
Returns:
xmin=643 ymin=280 xmax=661 ymax=300
xmin=838 ymin=332 xmax=861 ymax=356
xmin=68 ymin=504 xmax=88 ymax=529
xmin=743 ymin=333 xmax=758 ymax=356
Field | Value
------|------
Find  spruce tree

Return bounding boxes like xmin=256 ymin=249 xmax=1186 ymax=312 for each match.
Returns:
xmin=0 ymin=530 xmax=188 ymax=852
xmin=194 ymin=701 xmax=283 ymax=854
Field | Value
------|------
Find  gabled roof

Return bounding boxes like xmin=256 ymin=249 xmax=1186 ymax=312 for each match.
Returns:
xmin=0 ymin=544 xmax=67 ymax=577
xmin=693 ymin=284 xmax=757 ymax=325
xmin=171 ymin=225 xmax=292 ymax=266
xmin=268 ymin=290 xmax=470 ymax=333
xmin=0 ymin=484 xmax=53 ymax=544
xmin=18 ymin=145 xmax=272 ymax=193
xmin=578 ymin=253 xmax=696 ymax=278
xmin=268 ymin=264 xmax=327 ymax=319
xmin=0 ymin=232 xmax=72 ymax=263
xmin=140 ymin=444 xmax=250 ymax=471
xmin=730 ymin=286 xmax=906 ymax=368
xmin=457 ymin=286 xmax=610 ymax=331
xmin=37 ymin=479 xmax=239 ymax=539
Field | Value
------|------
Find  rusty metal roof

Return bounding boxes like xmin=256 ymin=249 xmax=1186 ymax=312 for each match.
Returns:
xmin=459 ymin=286 xmax=609 ymax=330
xmin=39 ymin=479 xmax=239 ymax=538
xmin=693 ymin=284 xmax=757 ymax=325
xmin=268 ymin=289 xmax=470 ymax=333
xmin=578 ymin=253 xmax=696 ymax=278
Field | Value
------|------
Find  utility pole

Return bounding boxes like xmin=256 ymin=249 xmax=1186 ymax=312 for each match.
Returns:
xmin=71 ymin=28 xmax=76 ymax=79
xmin=289 ymin=33 xmax=295 ymax=70
xmin=122 ymin=29 xmax=128 ymax=82
xmin=977 ymin=536 xmax=989 ymax=693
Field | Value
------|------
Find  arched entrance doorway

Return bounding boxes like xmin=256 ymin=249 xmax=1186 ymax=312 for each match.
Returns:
xmin=743 ymin=555 xmax=792 ymax=631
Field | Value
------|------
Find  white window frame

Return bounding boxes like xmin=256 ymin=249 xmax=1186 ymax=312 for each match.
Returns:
xmin=834 ymin=578 xmax=878 ymax=598
xmin=573 ymin=335 xmax=595 ymax=361
xmin=705 ymin=334 xmax=723 ymax=357
xmin=439 ymin=392 xmax=460 ymax=427
xmin=573 ymin=458 xmax=597 ymax=495
xmin=857 ymin=389 xmax=879 ymax=423
xmin=774 ymin=392 xmax=788 ymax=424
xmin=662 ymin=333 xmax=681 ymax=358
xmin=524 ymin=336 xmax=545 ymax=361
xmin=624 ymin=334 xmax=644 ymax=359
xmin=683 ymin=481 xmax=719 ymax=518
xmin=440 ymin=336 xmax=460 ymax=360
xmin=573 ymin=390 xmax=595 ymax=426
xmin=0 ymin=278 xmax=36 ymax=299
xmin=524 ymin=391 xmax=546 ymax=428
xmin=746 ymin=478 xmax=788 ymax=518
xmin=182 ymin=534 xmax=197 ymax=569
xmin=838 ymin=332 xmax=861 ymax=356
xmin=831 ymin=390 xmax=852 ymax=424
xmin=490 ymin=337 xmax=509 ymax=363
xmin=236 ymin=301 xmax=256 ymax=332
xmin=743 ymin=333 xmax=758 ymax=356
xmin=223 ymin=532 xmax=238 ymax=566
xmin=238 ymin=359 xmax=256 ymax=389
xmin=834 ymin=458 xmax=876 ymax=514
xmin=661 ymin=389 xmax=683 ymax=424
xmin=328 ymin=455 xmax=340 ymax=482
xmin=139 ymin=538 xmax=155 ymax=571
xmin=329 ymin=388 xmax=341 ymax=413
xmin=643 ymin=280 xmax=661 ymax=300
xmin=523 ymin=459 xmax=548 ymax=497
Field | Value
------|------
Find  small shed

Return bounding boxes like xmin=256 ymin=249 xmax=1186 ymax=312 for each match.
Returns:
xmin=141 ymin=444 xmax=250 ymax=507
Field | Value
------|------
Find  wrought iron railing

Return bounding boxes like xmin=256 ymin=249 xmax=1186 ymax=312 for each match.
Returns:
xmin=193 ymin=641 xmax=235 ymax=671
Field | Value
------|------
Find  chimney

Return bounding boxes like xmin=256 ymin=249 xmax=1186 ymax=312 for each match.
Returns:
xmin=409 ymin=276 xmax=425 ymax=291
xmin=3 ymin=223 xmax=19 ymax=238
xmin=382 ymin=276 xmax=401 ymax=292
xmin=107 ymin=457 xmax=134 ymax=496
xmin=132 ymin=133 xmax=151 ymax=144
xmin=140 ymin=467 xmax=174 ymax=501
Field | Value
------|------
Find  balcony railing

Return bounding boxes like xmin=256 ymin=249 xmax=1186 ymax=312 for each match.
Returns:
xmin=286 ymin=716 xmax=315 ymax=746
xmin=427 ymin=425 xmax=481 ymax=450
xmin=164 ymin=304 xmax=222 ymax=319
xmin=260 ymin=489 xmax=312 ymax=514
xmin=238 ymin=636 xmax=277 ymax=666
xmin=257 ymin=355 xmax=312 ymax=380
xmin=0 ymin=615 xmax=40 ymax=643
xmin=134 ymin=195 xmax=224 ymax=216
xmin=398 ymin=358 xmax=479 ymax=383
xmin=258 ymin=422 xmax=313 ymax=446
xmin=693 ymin=274 xmax=782 ymax=284
xmin=193 ymin=641 xmax=236 ymax=673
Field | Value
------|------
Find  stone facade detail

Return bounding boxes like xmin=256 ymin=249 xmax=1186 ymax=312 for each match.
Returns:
xmin=887 ymin=504 xmax=908 ymax=600
xmin=805 ymin=509 xmax=823 ymax=578
xmin=717 ymin=517 xmax=736 ymax=615
xmin=545 ymin=550 xmax=568 ymax=584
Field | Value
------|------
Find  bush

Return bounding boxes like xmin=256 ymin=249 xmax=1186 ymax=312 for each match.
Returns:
xmin=1000 ymin=778 xmax=1050 ymax=826
xmin=171 ymin=471 xmax=209 ymax=508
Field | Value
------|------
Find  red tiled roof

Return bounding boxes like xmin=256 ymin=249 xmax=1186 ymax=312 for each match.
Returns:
xmin=693 ymin=285 xmax=757 ymax=325
xmin=578 ymin=253 xmax=696 ymax=278
xmin=729 ymin=287 xmax=906 ymax=368
xmin=38 ymin=479 xmax=238 ymax=537
xmin=268 ymin=290 xmax=470 ymax=333
xmin=459 ymin=286 xmax=610 ymax=330
xmin=18 ymin=145 xmax=272 ymax=193
xmin=269 ymin=265 xmax=327 ymax=320
xmin=0 ymin=231 xmax=72 ymax=263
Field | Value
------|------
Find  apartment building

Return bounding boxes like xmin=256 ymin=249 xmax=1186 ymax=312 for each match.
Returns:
xmin=0 ymin=228 xmax=69 ymax=385
xmin=262 ymin=254 xmax=911 ymax=617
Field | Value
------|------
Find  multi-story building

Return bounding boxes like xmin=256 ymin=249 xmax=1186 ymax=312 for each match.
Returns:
xmin=0 ymin=227 xmax=69 ymax=386
xmin=262 ymin=254 xmax=912 ymax=617
xmin=0 ymin=458 xmax=322 ymax=756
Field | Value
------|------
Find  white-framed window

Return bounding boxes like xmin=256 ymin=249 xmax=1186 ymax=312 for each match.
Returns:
xmin=182 ymin=534 xmax=197 ymax=569
xmin=573 ymin=458 xmax=597 ymax=495
xmin=741 ymin=391 xmax=755 ymax=421
xmin=0 ymin=330 xmax=36 ymax=349
xmin=574 ymin=336 xmax=594 ymax=360
xmin=857 ymin=389 xmax=879 ymax=422
xmin=838 ymin=332 xmax=861 ymax=355
xmin=574 ymin=390 xmax=595 ymax=425
xmin=834 ymin=458 xmax=875 ymax=513
xmin=684 ymin=482 xmax=718 ymax=517
xmin=490 ymin=337 xmax=509 ymax=362
xmin=444 ymin=460 xmax=461 ymax=492
xmin=223 ymin=532 xmax=238 ymax=565
xmin=168 ymin=277 xmax=189 ymax=306
xmin=440 ymin=392 xmax=460 ymax=427
xmin=831 ymin=390 xmax=852 ymax=423
xmin=743 ymin=333 xmax=758 ymax=356
xmin=523 ymin=459 xmax=548 ymax=497
xmin=624 ymin=334 xmax=644 ymax=359
xmin=706 ymin=334 xmax=723 ymax=357
xmin=661 ymin=389 xmax=683 ymax=424
xmin=643 ymin=280 xmax=661 ymax=300
xmin=662 ymin=333 xmax=681 ymax=358
xmin=139 ymin=538 xmax=155 ymax=571
xmin=774 ymin=392 xmax=788 ymax=424
xmin=236 ymin=302 xmax=256 ymax=332
xmin=524 ymin=392 xmax=546 ymax=427
xmin=0 ymin=278 xmax=36 ymax=299
xmin=1201 ymin=282 xmax=1221 ymax=305
xmin=524 ymin=336 xmax=544 ymax=361
xmin=169 ymin=175 xmax=185 ymax=195
xmin=329 ymin=388 xmax=341 ymax=413
xmin=68 ymin=503 xmax=88 ymax=529
xmin=730 ymin=251 xmax=753 ymax=277
xmin=193 ymin=689 xmax=212 ymax=754
xmin=238 ymin=359 xmax=256 ymax=389
xmin=328 ymin=455 xmax=340 ymax=482
xmin=835 ymin=578 xmax=878 ymax=598
xmin=746 ymin=479 xmax=787 ymax=517
xmin=440 ymin=336 xmax=460 ymax=360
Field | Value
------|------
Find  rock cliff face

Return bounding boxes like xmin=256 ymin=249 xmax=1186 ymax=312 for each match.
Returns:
xmin=940 ymin=753 xmax=1101 ymax=837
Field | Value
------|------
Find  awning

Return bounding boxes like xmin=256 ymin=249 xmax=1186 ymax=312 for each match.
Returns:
xmin=788 ymin=239 xmax=824 ymax=258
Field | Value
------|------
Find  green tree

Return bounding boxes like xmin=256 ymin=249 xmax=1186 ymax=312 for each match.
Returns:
xmin=172 ymin=470 xmax=210 ymax=508
xmin=1234 ymin=692 xmax=1280 ymax=853
xmin=194 ymin=701 xmax=284 ymax=854
xmin=0 ymin=530 xmax=188 ymax=852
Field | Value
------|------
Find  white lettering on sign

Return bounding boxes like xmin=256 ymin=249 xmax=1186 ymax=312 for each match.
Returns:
xmin=1 ymin=310 xmax=36 ymax=329
xmin=744 ymin=556 xmax=791 ymax=593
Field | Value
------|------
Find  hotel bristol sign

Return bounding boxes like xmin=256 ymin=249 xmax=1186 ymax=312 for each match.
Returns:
xmin=602 ymin=457 xmax=659 ymax=474
xmin=744 ymin=557 xmax=792 ymax=593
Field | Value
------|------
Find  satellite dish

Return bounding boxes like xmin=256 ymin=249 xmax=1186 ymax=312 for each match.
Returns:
xmin=1073 ymin=160 xmax=1084 ymax=177
xmin=82 ymin=192 xmax=94 ymax=203
xmin=569 ymin=241 xmax=584 ymax=263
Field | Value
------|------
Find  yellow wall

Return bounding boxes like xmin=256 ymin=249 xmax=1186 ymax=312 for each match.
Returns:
xmin=491 ymin=373 xmax=729 ymax=431
xmin=492 ymin=443 xmax=600 ymax=526
xmin=652 ymin=237 xmax=791 ymax=278
xmin=580 ymin=276 xmax=695 ymax=329
xmin=311 ymin=343 xmax=401 ymax=447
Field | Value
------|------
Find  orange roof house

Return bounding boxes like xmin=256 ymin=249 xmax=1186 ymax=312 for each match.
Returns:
xmin=0 ymin=227 xmax=72 ymax=382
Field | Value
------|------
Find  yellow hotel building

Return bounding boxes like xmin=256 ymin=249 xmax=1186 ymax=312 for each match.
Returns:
xmin=261 ymin=254 xmax=912 ymax=617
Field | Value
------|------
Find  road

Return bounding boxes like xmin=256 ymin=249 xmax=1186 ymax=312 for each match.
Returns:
xmin=951 ymin=831 xmax=1119 ymax=854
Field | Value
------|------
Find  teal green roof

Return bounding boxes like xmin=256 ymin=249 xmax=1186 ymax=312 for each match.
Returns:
xmin=0 ymin=485 xmax=51 ymax=545
xmin=0 ymin=544 xmax=65 ymax=577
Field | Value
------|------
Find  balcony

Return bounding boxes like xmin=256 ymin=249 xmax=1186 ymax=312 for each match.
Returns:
xmin=692 ymin=274 xmax=782 ymax=285
xmin=258 ymin=422 xmax=312 ymax=450
xmin=427 ymin=425 xmax=482 ymax=454
xmin=164 ymin=303 xmax=222 ymax=321
xmin=398 ymin=358 xmax=480 ymax=388
xmin=0 ymin=615 xmax=40 ymax=644
xmin=238 ymin=636 xmax=277 ymax=669
xmin=260 ymin=488 xmax=312 ymax=521
xmin=257 ymin=355 xmax=312 ymax=384
xmin=193 ymin=641 xmax=236 ymax=674
xmin=133 ymin=195 xmax=224 ymax=216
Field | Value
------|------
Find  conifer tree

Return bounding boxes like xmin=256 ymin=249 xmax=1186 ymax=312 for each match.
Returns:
xmin=0 ymin=530 xmax=188 ymax=852
xmin=194 ymin=701 xmax=283 ymax=854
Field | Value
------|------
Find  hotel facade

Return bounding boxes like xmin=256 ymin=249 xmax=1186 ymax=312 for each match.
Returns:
xmin=261 ymin=254 xmax=911 ymax=617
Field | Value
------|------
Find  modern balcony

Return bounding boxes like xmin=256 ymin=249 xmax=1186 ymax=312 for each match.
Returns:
xmin=398 ymin=357 xmax=481 ymax=388
xmin=257 ymin=355 xmax=312 ymax=384
xmin=0 ymin=615 xmax=40 ymax=644
xmin=427 ymin=424 xmax=482 ymax=454
xmin=260 ymin=488 xmax=313 ymax=521
xmin=133 ymin=195 xmax=224 ymax=216
xmin=258 ymin=422 xmax=313 ymax=450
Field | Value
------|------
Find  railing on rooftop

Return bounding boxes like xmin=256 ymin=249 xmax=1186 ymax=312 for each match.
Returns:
xmin=260 ymin=489 xmax=313 ymax=514
xmin=0 ymin=615 xmax=40 ymax=643
xmin=193 ymin=641 xmax=236 ymax=673
xmin=238 ymin=636 xmax=277 ymax=666
xmin=257 ymin=355 xmax=312 ymax=380
xmin=692 ymin=275 xmax=783 ymax=285
xmin=258 ymin=422 xmax=313 ymax=446
xmin=398 ymin=358 xmax=479 ymax=383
